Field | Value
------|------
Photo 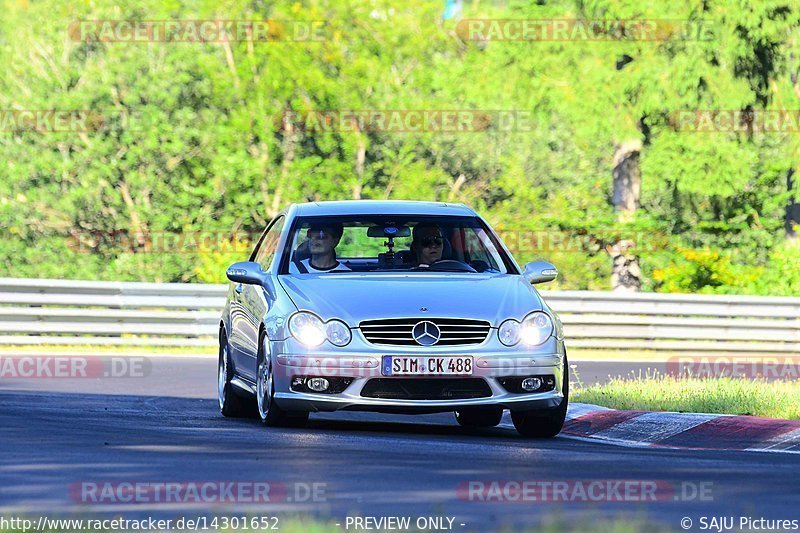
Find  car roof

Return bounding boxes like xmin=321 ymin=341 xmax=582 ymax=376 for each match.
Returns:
xmin=292 ymin=200 xmax=476 ymax=217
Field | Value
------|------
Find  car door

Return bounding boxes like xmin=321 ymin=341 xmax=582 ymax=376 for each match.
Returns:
xmin=229 ymin=215 xmax=285 ymax=381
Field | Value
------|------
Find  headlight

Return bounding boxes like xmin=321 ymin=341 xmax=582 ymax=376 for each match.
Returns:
xmin=325 ymin=320 xmax=352 ymax=347
xmin=520 ymin=312 xmax=553 ymax=346
xmin=289 ymin=312 xmax=326 ymax=347
xmin=289 ymin=312 xmax=351 ymax=348
xmin=498 ymin=319 xmax=521 ymax=346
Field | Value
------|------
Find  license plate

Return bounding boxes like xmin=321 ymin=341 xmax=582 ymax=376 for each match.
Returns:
xmin=381 ymin=356 xmax=473 ymax=376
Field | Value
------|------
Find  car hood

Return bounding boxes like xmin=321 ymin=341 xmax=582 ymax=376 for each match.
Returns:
xmin=278 ymin=273 xmax=543 ymax=327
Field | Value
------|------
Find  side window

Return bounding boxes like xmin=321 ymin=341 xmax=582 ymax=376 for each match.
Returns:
xmin=465 ymin=228 xmax=501 ymax=270
xmin=254 ymin=216 xmax=286 ymax=272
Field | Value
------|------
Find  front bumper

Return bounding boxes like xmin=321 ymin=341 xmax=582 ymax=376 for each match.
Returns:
xmin=271 ymin=337 xmax=566 ymax=414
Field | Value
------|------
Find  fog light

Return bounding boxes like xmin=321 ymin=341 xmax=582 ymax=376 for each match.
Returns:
xmin=307 ymin=377 xmax=330 ymax=392
xmin=498 ymin=375 xmax=556 ymax=394
xmin=521 ymin=377 xmax=542 ymax=392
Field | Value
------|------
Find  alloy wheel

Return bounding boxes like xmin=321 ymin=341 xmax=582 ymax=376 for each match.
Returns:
xmin=257 ymin=339 xmax=273 ymax=421
xmin=218 ymin=343 xmax=229 ymax=411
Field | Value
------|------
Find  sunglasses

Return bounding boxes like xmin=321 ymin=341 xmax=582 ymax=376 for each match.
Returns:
xmin=421 ymin=236 xmax=443 ymax=247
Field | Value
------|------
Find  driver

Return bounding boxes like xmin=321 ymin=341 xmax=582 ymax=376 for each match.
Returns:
xmin=291 ymin=223 xmax=351 ymax=273
xmin=411 ymin=224 xmax=443 ymax=266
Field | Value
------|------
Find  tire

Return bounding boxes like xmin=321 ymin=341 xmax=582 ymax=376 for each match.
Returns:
xmin=510 ymin=352 xmax=569 ymax=438
xmin=218 ymin=332 xmax=249 ymax=418
xmin=256 ymin=334 xmax=309 ymax=428
xmin=454 ymin=406 xmax=503 ymax=427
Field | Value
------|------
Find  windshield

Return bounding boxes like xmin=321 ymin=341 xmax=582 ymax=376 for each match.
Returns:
xmin=280 ymin=215 xmax=515 ymax=275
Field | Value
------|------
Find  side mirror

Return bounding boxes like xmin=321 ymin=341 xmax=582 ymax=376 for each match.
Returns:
xmin=523 ymin=261 xmax=558 ymax=284
xmin=226 ymin=261 xmax=268 ymax=286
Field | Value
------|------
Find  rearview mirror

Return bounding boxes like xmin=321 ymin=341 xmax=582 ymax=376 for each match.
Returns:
xmin=523 ymin=261 xmax=558 ymax=284
xmin=367 ymin=225 xmax=411 ymax=238
xmin=226 ymin=261 xmax=268 ymax=286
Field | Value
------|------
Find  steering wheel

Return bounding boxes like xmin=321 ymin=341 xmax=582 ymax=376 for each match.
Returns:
xmin=425 ymin=259 xmax=478 ymax=272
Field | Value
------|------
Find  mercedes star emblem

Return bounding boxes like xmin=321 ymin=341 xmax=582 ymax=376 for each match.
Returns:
xmin=412 ymin=320 xmax=441 ymax=346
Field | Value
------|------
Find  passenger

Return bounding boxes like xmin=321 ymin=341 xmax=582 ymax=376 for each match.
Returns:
xmin=293 ymin=223 xmax=351 ymax=273
xmin=411 ymin=224 xmax=444 ymax=266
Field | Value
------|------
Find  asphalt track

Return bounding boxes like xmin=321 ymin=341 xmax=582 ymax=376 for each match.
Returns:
xmin=1 ymin=355 xmax=799 ymax=531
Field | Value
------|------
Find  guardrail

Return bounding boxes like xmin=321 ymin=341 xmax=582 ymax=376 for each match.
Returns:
xmin=0 ymin=278 xmax=798 ymax=353
xmin=545 ymin=291 xmax=800 ymax=354
xmin=0 ymin=278 xmax=223 ymax=347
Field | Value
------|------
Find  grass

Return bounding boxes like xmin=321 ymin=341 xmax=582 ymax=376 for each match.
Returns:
xmin=574 ymin=368 xmax=800 ymax=420
xmin=568 ymin=349 xmax=795 ymax=362
xmin=6 ymin=344 xmax=799 ymax=420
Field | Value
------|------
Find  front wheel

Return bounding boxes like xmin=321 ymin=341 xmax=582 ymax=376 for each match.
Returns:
xmin=257 ymin=335 xmax=309 ymax=428
xmin=510 ymin=352 xmax=569 ymax=438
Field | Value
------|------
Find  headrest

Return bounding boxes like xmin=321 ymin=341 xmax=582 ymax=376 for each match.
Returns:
xmin=293 ymin=240 xmax=311 ymax=262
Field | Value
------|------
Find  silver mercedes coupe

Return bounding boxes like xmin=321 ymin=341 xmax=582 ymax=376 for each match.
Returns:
xmin=218 ymin=200 xmax=568 ymax=437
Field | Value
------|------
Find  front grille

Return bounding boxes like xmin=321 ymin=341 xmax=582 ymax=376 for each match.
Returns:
xmin=360 ymin=378 xmax=492 ymax=400
xmin=359 ymin=318 xmax=491 ymax=346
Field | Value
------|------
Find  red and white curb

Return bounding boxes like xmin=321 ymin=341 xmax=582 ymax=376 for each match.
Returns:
xmin=506 ymin=403 xmax=800 ymax=454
